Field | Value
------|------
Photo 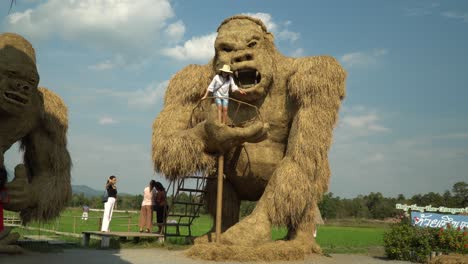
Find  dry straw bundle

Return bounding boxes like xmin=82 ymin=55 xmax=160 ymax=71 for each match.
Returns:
xmin=151 ymin=14 xmax=346 ymax=261
xmin=0 ymin=33 xmax=71 ymax=224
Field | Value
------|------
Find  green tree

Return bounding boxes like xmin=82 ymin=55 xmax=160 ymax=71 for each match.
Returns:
xmin=452 ymin=181 xmax=467 ymax=207
xmin=318 ymin=193 xmax=339 ymax=219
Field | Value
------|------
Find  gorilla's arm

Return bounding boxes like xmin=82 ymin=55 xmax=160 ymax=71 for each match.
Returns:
xmin=5 ymin=88 xmax=72 ymax=223
xmin=287 ymin=56 xmax=346 ymax=196
xmin=152 ymin=64 xmax=268 ymax=180
xmin=265 ymin=56 xmax=346 ymax=227
xmin=152 ymin=64 xmax=216 ymax=179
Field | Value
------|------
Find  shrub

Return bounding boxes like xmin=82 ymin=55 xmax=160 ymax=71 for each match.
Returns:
xmin=384 ymin=221 xmax=468 ymax=263
xmin=384 ymin=221 xmax=437 ymax=262
xmin=436 ymin=224 xmax=468 ymax=255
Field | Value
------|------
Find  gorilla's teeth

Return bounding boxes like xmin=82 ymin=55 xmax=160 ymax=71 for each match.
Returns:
xmin=256 ymin=71 xmax=259 ymax=77
xmin=235 ymin=71 xmax=239 ymax=78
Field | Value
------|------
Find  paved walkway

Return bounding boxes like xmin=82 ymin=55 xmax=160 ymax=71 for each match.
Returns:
xmin=0 ymin=248 xmax=412 ymax=264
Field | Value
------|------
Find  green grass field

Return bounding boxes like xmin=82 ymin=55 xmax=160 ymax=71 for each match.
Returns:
xmin=4 ymin=208 xmax=388 ymax=253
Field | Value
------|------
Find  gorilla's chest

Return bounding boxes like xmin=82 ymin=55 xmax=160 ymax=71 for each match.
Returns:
xmin=0 ymin=115 xmax=37 ymax=153
xmin=225 ymin=88 xmax=292 ymax=200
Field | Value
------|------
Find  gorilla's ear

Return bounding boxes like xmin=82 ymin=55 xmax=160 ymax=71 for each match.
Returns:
xmin=266 ymin=32 xmax=274 ymax=43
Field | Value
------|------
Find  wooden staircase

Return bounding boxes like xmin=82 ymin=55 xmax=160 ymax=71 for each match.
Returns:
xmin=163 ymin=175 xmax=214 ymax=238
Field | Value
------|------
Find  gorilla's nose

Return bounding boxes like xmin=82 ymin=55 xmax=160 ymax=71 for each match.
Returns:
xmin=232 ymin=52 xmax=254 ymax=63
xmin=14 ymin=81 xmax=31 ymax=92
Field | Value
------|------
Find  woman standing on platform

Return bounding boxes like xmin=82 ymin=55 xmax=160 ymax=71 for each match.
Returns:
xmin=101 ymin=175 xmax=117 ymax=232
xmin=139 ymin=180 xmax=156 ymax=233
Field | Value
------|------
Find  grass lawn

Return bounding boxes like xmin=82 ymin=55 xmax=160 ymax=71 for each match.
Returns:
xmin=4 ymin=208 xmax=389 ymax=254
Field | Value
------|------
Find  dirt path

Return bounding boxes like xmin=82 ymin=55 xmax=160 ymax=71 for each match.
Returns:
xmin=1 ymin=248 xmax=412 ymax=264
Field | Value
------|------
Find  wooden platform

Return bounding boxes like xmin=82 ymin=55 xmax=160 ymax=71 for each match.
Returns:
xmin=82 ymin=231 xmax=164 ymax=248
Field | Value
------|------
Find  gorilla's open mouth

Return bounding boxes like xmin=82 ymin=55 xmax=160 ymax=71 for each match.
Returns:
xmin=234 ymin=68 xmax=261 ymax=88
xmin=4 ymin=91 xmax=28 ymax=105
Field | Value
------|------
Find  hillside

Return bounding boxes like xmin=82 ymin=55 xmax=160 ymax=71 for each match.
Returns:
xmin=72 ymin=185 xmax=102 ymax=198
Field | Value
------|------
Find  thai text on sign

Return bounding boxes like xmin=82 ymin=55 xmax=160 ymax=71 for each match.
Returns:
xmin=411 ymin=211 xmax=468 ymax=229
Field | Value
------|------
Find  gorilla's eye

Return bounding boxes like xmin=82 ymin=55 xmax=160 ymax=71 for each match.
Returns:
xmin=7 ymin=70 xmax=17 ymax=77
xmin=247 ymin=41 xmax=257 ymax=48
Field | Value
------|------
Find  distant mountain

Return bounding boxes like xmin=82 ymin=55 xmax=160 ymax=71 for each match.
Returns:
xmin=72 ymin=185 xmax=133 ymax=197
xmin=72 ymin=185 xmax=102 ymax=198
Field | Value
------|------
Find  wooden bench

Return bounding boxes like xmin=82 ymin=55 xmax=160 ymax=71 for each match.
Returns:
xmin=82 ymin=231 xmax=164 ymax=248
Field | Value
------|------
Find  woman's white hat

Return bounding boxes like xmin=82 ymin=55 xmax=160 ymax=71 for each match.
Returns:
xmin=219 ymin=64 xmax=233 ymax=73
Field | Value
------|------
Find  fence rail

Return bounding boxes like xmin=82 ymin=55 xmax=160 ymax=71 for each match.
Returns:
xmin=4 ymin=210 xmax=135 ymax=234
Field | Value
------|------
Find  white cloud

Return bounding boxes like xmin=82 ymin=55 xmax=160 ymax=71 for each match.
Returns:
xmin=98 ymin=80 xmax=169 ymax=109
xmin=68 ymin=133 xmax=161 ymax=194
xmin=243 ymin=12 xmax=277 ymax=32
xmin=4 ymin=0 xmax=177 ymax=52
xmin=162 ymin=13 xmax=303 ymax=62
xmin=164 ymin=20 xmax=186 ymax=42
xmin=88 ymin=54 xmax=126 ymax=71
xmin=404 ymin=3 xmax=440 ymax=16
xmin=342 ymin=113 xmax=390 ymax=133
xmin=244 ymin=12 xmax=300 ymax=43
xmin=442 ymin=11 xmax=468 ymax=23
xmin=337 ymin=105 xmax=390 ymax=140
xmin=277 ymin=29 xmax=300 ymax=43
xmin=291 ymin=48 xmax=304 ymax=58
xmin=162 ymin=33 xmax=216 ymax=62
xmin=341 ymin=48 xmax=388 ymax=68
xmin=329 ymin=105 xmax=467 ymax=198
xmin=443 ymin=133 xmax=468 ymax=139
xmin=98 ymin=116 xmax=119 ymax=125
xmin=365 ymin=153 xmax=385 ymax=162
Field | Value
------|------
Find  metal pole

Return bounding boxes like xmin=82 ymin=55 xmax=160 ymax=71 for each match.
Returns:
xmin=215 ymin=154 xmax=224 ymax=242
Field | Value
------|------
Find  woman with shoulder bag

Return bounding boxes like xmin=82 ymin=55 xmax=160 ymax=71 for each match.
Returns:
xmin=101 ymin=175 xmax=117 ymax=232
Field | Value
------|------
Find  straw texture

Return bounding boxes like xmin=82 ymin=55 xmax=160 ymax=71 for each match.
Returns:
xmin=152 ymin=15 xmax=346 ymax=261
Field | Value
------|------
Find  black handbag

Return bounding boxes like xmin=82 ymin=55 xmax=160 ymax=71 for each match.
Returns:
xmin=102 ymin=189 xmax=109 ymax=203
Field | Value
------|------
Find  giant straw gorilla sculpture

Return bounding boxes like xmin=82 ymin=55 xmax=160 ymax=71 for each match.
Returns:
xmin=0 ymin=33 xmax=72 ymax=253
xmin=152 ymin=15 xmax=346 ymax=260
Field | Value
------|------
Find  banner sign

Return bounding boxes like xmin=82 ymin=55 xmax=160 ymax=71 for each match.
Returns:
xmin=411 ymin=211 xmax=468 ymax=229
xmin=396 ymin=203 xmax=468 ymax=214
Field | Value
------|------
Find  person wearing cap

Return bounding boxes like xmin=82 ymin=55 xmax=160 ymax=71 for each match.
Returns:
xmin=202 ymin=64 xmax=246 ymax=124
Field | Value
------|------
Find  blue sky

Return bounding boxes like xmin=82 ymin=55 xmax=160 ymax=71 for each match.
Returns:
xmin=2 ymin=0 xmax=467 ymax=198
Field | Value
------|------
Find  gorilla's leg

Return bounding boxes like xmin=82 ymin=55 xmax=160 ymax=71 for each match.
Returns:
xmin=206 ymin=177 xmax=240 ymax=232
xmin=285 ymin=205 xmax=322 ymax=254
xmin=220 ymin=158 xmax=318 ymax=249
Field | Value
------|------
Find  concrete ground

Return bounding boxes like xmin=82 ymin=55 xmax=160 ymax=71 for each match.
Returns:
xmin=0 ymin=248 xmax=412 ymax=264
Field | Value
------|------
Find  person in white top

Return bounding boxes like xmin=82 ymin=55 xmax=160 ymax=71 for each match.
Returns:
xmin=201 ymin=64 xmax=246 ymax=124
xmin=138 ymin=180 xmax=156 ymax=233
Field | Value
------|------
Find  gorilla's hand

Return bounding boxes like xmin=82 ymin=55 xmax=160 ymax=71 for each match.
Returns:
xmin=4 ymin=164 xmax=35 ymax=211
xmin=202 ymin=109 xmax=269 ymax=153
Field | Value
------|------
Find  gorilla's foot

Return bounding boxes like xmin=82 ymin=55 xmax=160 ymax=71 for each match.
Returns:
xmin=193 ymin=231 xmax=215 ymax=244
xmin=0 ymin=244 xmax=23 ymax=254
xmin=0 ymin=229 xmax=23 ymax=254
xmin=219 ymin=209 xmax=270 ymax=246
xmin=186 ymin=239 xmax=318 ymax=261
xmin=194 ymin=208 xmax=270 ymax=246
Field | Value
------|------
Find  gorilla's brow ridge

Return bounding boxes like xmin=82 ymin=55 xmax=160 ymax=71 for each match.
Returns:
xmin=217 ymin=15 xmax=268 ymax=33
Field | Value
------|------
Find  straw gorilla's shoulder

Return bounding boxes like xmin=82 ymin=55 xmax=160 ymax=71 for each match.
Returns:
xmin=165 ymin=63 xmax=213 ymax=104
xmin=288 ymin=55 xmax=346 ymax=101
xmin=36 ymin=87 xmax=68 ymax=138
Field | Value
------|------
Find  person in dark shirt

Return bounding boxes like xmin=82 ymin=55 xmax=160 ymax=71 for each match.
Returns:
xmin=154 ymin=182 xmax=168 ymax=234
xmin=101 ymin=175 xmax=117 ymax=232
